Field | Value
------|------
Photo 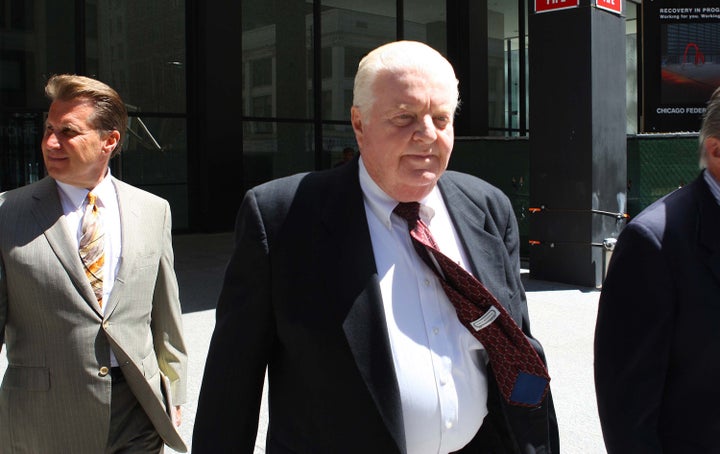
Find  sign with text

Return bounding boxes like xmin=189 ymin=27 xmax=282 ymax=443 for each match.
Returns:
xmin=596 ymin=0 xmax=622 ymax=15
xmin=643 ymin=0 xmax=720 ymax=132
xmin=535 ymin=0 xmax=579 ymax=14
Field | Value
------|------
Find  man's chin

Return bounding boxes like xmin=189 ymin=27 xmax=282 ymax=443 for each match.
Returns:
xmin=46 ymin=169 xmax=78 ymax=186
xmin=44 ymin=167 xmax=63 ymax=180
xmin=45 ymin=163 xmax=70 ymax=175
xmin=391 ymin=176 xmax=442 ymax=201
xmin=410 ymin=169 xmax=443 ymax=184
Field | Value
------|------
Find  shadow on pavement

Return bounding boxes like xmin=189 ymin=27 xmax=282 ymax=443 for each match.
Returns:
xmin=173 ymin=232 xmax=234 ymax=313
xmin=522 ymin=271 xmax=599 ymax=294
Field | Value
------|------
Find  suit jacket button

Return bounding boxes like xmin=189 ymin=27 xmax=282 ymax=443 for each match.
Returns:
xmin=102 ymin=320 xmax=109 ymax=329
xmin=99 ymin=366 xmax=110 ymax=376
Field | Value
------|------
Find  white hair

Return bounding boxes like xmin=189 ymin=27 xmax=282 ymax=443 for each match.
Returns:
xmin=352 ymin=41 xmax=459 ymax=121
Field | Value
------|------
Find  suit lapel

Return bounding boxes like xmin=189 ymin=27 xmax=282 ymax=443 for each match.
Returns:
xmin=319 ymin=161 xmax=406 ymax=453
xmin=103 ymin=180 xmax=140 ymax=316
xmin=30 ymin=178 xmax=102 ymax=315
xmin=438 ymin=176 xmax=508 ymax=299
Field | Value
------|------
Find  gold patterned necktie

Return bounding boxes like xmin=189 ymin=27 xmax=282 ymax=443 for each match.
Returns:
xmin=394 ymin=202 xmax=550 ymax=407
xmin=79 ymin=192 xmax=105 ymax=307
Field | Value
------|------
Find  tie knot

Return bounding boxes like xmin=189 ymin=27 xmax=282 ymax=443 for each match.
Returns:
xmin=87 ymin=192 xmax=98 ymax=206
xmin=393 ymin=202 xmax=421 ymax=224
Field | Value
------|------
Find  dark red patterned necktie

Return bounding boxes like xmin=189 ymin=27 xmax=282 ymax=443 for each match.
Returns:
xmin=394 ymin=202 xmax=550 ymax=407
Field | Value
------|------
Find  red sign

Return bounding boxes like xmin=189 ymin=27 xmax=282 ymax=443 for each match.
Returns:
xmin=596 ymin=0 xmax=622 ymax=14
xmin=534 ymin=0 xmax=579 ymax=14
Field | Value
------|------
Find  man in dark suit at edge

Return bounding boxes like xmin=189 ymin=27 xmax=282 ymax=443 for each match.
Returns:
xmin=595 ymin=87 xmax=720 ymax=452
xmin=193 ymin=40 xmax=558 ymax=453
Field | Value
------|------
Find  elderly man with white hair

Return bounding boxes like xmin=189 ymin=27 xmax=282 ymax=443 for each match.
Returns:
xmin=194 ymin=40 xmax=559 ymax=454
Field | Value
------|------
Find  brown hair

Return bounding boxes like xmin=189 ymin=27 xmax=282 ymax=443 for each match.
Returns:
xmin=45 ymin=74 xmax=128 ymax=158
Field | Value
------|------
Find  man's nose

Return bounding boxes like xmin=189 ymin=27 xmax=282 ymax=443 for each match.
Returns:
xmin=413 ymin=116 xmax=438 ymax=143
xmin=44 ymin=132 xmax=60 ymax=149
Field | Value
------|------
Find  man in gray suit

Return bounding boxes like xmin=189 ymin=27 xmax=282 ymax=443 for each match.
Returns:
xmin=0 ymin=75 xmax=188 ymax=453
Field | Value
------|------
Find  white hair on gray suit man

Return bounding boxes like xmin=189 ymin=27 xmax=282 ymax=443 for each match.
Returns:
xmin=352 ymin=40 xmax=460 ymax=123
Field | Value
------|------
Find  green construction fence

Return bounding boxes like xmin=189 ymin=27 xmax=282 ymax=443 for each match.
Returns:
xmin=450 ymin=134 xmax=702 ymax=258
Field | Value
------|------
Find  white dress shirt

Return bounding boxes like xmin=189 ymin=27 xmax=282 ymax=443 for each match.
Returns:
xmin=359 ymin=158 xmax=489 ymax=454
xmin=56 ymin=169 xmax=122 ymax=365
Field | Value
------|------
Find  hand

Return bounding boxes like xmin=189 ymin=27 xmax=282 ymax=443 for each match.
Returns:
xmin=173 ymin=405 xmax=182 ymax=427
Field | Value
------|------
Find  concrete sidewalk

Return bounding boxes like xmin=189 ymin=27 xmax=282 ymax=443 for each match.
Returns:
xmin=1 ymin=233 xmax=606 ymax=453
xmin=522 ymin=277 xmax=605 ymax=453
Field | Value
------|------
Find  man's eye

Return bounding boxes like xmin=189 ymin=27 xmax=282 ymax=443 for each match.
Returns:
xmin=61 ymin=128 xmax=79 ymax=137
xmin=434 ymin=117 xmax=450 ymax=128
xmin=392 ymin=114 xmax=414 ymax=126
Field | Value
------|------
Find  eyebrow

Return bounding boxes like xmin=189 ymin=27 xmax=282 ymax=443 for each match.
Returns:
xmin=391 ymin=103 xmax=454 ymax=115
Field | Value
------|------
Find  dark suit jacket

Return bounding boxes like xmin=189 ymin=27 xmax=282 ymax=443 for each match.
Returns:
xmin=193 ymin=159 xmax=558 ymax=453
xmin=595 ymin=173 xmax=720 ymax=453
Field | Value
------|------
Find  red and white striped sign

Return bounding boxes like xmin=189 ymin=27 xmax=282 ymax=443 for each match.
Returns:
xmin=596 ymin=0 xmax=622 ymax=14
xmin=535 ymin=0 xmax=580 ymax=14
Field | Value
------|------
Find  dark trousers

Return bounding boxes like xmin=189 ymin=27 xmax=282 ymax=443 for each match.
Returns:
xmin=106 ymin=368 xmax=164 ymax=454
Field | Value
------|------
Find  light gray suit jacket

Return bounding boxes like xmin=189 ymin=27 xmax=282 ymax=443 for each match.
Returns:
xmin=0 ymin=176 xmax=188 ymax=453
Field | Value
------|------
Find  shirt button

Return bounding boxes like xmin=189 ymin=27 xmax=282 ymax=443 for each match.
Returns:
xmin=433 ymin=327 xmax=440 ymax=335
xmin=424 ymin=278 xmax=431 ymax=286
xmin=445 ymin=420 xmax=454 ymax=429
xmin=99 ymin=366 xmax=110 ymax=376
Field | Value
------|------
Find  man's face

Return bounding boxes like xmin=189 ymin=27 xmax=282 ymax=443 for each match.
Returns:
xmin=42 ymin=97 xmax=119 ymax=189
xmin=706 ymin=136 xmax=720 ymax=183
xmin=352 ymin=67 xmax=455 ymax=202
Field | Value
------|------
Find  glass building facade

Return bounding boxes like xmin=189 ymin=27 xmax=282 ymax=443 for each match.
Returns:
xmin=1 ymin=0 xmax=188 ymax=225
xmin=0 ymin=0 xmax=641 ymax=231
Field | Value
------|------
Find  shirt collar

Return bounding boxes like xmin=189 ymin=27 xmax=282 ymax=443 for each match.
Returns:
xmin=56 ymin=168 xmax=115 ymax=207
xmin=358 ymin=156 xmax=440 ymax=229
xmin=703 ymin=168 xmax=720 ymax=206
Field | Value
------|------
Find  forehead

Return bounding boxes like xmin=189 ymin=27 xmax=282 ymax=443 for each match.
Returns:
xmin=373 ymin=68 xmax=456 ymax=110
xmin=47 ymin=98 xmax=96 ymax=124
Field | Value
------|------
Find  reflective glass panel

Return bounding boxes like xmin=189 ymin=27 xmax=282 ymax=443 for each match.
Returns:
xmin=243 ymin=121 xmax=315 ymax=184
xmin=487 ymin=1 xmax=520 ymax=135
xmin=117 ymin=116 xmax=189 ymax=229
xmin=404 ymin=0 xmax=447 ymax=55
xmin=626 ymin=4 xmax=638 ymax=134
xmin=320 ymin=0 xmax=397 ymax=121
xmin=88 ymin=0 xmax=187 ymax=114
xmin=242 ymin=1 xmax=314 ymax=120
xmin=0 ymin=112 xmax=43 ymax=191
xmin=1 ymin=0 xmax=77 ymax=110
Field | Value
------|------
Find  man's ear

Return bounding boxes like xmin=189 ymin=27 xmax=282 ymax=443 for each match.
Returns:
xmin=102 ymin=130 xmax=121 ymax=155
xmin=705 ymin=137 xmax=720 ymax=182
xmin=707 ymin=137 xmax=720 ymax=159
xmin=351 ymin=106 xmax=364 ymax=149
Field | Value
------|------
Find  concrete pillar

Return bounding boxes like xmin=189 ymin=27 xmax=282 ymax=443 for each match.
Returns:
xmin=528 ymin=1 xmax=627 ymax=287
